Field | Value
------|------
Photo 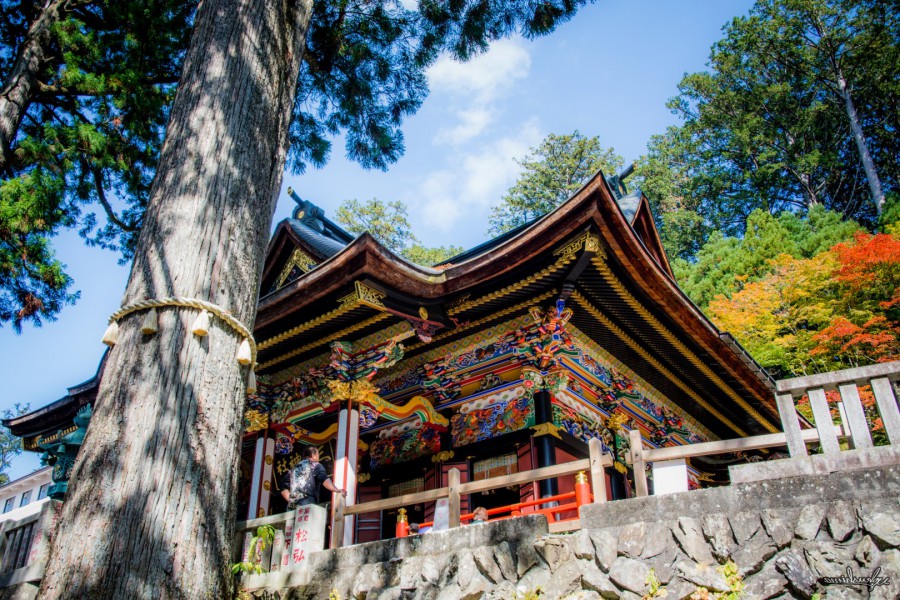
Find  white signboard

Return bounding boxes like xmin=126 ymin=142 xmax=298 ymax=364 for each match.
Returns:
xmin=269 ymin=528 xmax=285 ymax=572
xmin=652 ymin=458 xmax=689 ymax=496
xmin=431 ymin=499 xmax=450 ymax=532
xmin=288 ymin=504 xmax=327 ymax=569
xmin=280 ymin=517 xmax=294 ymax=570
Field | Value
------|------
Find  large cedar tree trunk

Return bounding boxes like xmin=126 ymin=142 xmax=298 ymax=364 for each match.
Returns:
xmin=39 ymin=0 xmax=312 ymax=597
xmin=0 ymin=0 xmax=67 ymax=172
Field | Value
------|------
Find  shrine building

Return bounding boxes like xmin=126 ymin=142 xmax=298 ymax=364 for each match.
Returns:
xmin=4 ymin=169 xmax=780 ymax=545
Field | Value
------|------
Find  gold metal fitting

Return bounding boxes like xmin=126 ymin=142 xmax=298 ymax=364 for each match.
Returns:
xmin=397 ymin=508 xmax=408 ymax=523
xmin=575 ymin=471 xmax=588 ymax=485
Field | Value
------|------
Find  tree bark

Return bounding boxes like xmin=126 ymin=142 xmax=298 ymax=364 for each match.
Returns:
xmin=39 ymin=0 xmax=312 ymax=598
xmin=0 ymin=0 xmax=67 ymax=174
xmin=836 ymin=69 xmax=886 ymax=216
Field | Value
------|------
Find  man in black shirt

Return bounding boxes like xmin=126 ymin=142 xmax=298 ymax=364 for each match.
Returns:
xmin=280 ymin=446 xmax=347 ymax=509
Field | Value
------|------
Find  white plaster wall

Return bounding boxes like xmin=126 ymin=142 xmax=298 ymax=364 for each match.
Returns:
xmin=0 ymin=467 xmax=52 ymax=523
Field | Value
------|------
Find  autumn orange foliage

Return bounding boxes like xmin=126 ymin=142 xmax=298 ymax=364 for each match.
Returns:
xmin=709 ymin=231 xmax=900 ymax=376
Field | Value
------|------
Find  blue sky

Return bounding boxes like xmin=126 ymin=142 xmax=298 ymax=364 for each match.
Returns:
xmin=0 ymin=0 xmax=755 ymax=479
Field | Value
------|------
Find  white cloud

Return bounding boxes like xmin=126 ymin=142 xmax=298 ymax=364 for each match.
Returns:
xmin=432 ymin=107 xmax=492 ymax=145
xmin=428 ymin=39 xmax=531 ymax=103
xmin=427 ymin=39 xmax=532 ymax=145
xmin=418 ymin=119 xmax=542 ymax=233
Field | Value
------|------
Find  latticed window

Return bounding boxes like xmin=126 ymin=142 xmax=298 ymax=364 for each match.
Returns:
xmin=388 ymin=478 xmax=424 ymax=497
xmin=473 ymin=453 xmax=518 ymax=481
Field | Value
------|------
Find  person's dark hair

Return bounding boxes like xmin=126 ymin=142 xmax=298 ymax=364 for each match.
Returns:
xmin=302 ymin=446 xmax=319 ymax=459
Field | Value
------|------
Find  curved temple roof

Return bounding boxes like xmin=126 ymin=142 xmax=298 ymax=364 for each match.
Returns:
xmin=256 ymin=170 xmax=778 ymax=439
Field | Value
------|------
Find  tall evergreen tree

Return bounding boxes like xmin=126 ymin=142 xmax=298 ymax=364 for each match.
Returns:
xmin=488 ymin=131 xmax=623 ymax=235
xmin=0 ymin=1 xmax=194 ymax=330
xmin=641 ymin=0 xmax=899 ymax=254
xmin=38 ymin=0 xmax=595 ymax=597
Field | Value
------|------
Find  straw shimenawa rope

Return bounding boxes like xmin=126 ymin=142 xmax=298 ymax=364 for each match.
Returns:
xmin=101 ymin=297 xmax=258 ymax=393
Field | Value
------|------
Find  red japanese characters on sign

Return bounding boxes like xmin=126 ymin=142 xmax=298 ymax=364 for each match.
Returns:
xmin=286 ymin=504 xmax=326 ymax=570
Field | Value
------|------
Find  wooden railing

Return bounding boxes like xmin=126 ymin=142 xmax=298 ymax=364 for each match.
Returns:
xmin=630 ymin=361 xmax=900 ymax=496
xmin=0 ymin=500 xmax=59 ymax=590
xmin=774 ymin=360 xmax=900 ymax=455
xmin=332 ymin=438 xmax=612 ymax=547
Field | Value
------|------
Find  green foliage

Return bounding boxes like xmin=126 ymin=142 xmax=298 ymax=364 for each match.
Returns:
xmin=643 ymin=562 xmax=743 ymax=600
xmin=716 ymin=560 xmax=744 ymax=599
xmin=0 ymin=403 xmax=30 ymax=486
xmin=336 ymin=198 xmax=415 ymax=255
xmin=642 ymin=568 xmax=664 ymax=599
xmin=640 ymin=0 xmax=900 ymax=257
xmin=335 ymin=197 xmax=463 ymax=266
xmin=879 ymin=192 xmax=900 ymax=235
xmin=2 ymin=0 xmax=594 ymax=330
xmin=488 ymin=131 xmax=624 ymax=236
xmin=708 ymin=228 xmax=899 ymax=377
xmin=634 ymin=127 xmax=711 ymax=261
xmin=0 ymin=0 xmax=193 ymax=330
xmin=402 ymin=243 xmax=464 ymax=267
xmin=230 ymin=524 xmax=276 ymax=576
xmin=676 ymin=206 xmax=860 ymax=310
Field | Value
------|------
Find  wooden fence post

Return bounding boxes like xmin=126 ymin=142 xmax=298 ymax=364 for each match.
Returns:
xmin=809 ymin=388 xmax=840 ymax=455
xmin=629 ymin=429 xmax=648 ymax=497
xmin=448 ymin=468 xmax=461 ymax=528
xmin=837 ymin=383 xmax=873 ymax=450
xmin=871 ymin=376 xmax=900 ymax=444
xmin=588 ymin=438 xmax=607 ymax=503
xmin=775 ymin=393 xmax=808 ymax=457
xmin=330 ymin=495 xmax=345 ymax=549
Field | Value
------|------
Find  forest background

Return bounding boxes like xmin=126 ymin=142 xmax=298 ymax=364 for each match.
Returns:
xmin=0 ymin=0 xmax=897 ymax=482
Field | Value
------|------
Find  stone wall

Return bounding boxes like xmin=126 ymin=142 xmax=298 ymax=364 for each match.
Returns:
xmin=247 ymin=465 xmax=900 ymax=600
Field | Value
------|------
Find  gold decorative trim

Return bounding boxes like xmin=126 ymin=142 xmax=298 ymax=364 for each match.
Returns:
xmin=431 ymin=450 xmax=455 ymax=463
xmin=531 ymin=422 xmax=563 ymax=439
xmin=269 ymin=320 xmax=416 ymax=382
xmin=449 ymin=259 xmax=572 ymax=316
xmin=552 ymin=231 xmax=603 ymax=261
xmin=571 ymin=291 xmax=746 ymax=437
xmin=418 ymin=306 xmax=429 ymax=320
xmin=260 ymin=281 xmax=387 ymax=350
xmin=259 ymin=304 xmax=356 ymax=350
xmin=449 ymin=232 xmax=602 ymax=317
xmin=258 ymin=313 xmax=390 ymax=370
xmin=340 ymin=281 xmax=387 ymax=310
xmin=30 ymin=425 xmax=78 ymax=450
xmin=587 ymin=257 xmax=778 ymax=433
xmin=275 ymin=248 xmax=317 ymax=290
